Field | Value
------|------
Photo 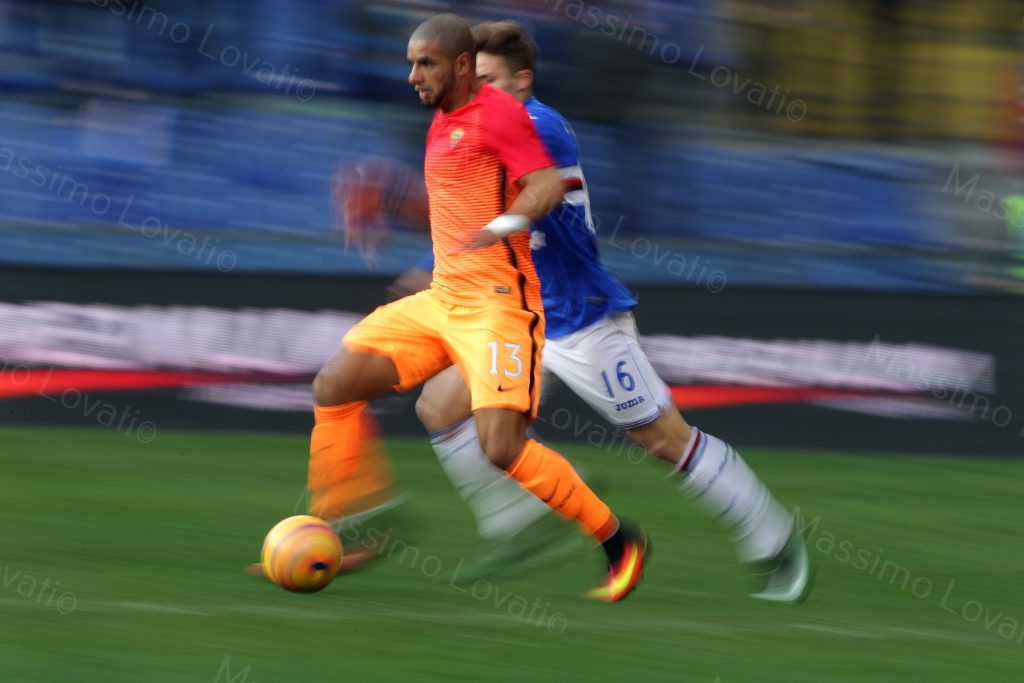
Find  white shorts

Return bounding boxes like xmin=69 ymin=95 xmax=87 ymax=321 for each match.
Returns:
xmin=543 ymin=312 xmax=673 ymax=429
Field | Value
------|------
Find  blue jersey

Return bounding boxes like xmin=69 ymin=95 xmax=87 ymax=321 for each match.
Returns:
xmin=415 ymin=96 xmax=636 ymax=339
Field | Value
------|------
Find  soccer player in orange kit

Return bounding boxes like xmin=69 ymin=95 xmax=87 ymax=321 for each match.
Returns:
xmin=312 ymin=13 xmax=649 ymax=601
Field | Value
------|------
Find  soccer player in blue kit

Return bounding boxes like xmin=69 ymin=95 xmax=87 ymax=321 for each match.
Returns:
xmin=356 ymin=20 xmax=811 ymax=602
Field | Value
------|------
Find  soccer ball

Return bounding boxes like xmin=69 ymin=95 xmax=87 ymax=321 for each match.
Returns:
xmin=261 ymin=515 xmax=343 ymax=593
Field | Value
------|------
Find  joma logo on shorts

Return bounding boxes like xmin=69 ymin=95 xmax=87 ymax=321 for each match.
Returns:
xmin=614 ymin=396 xmax=645 ymax=412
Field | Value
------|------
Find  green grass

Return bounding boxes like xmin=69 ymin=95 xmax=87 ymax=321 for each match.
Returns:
xmin=1 ymin=426 xmax=1023 ymax=682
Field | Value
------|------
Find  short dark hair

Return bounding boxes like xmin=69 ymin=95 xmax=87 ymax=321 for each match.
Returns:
xmin=411 ymin=13 xmax=475 ymax=62
xmin=472 ymin=20 xmax=537 ymax=74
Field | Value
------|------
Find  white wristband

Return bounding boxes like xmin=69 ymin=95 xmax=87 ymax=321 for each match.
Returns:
xmin=483 ymin=214 xmax=530 ymax=238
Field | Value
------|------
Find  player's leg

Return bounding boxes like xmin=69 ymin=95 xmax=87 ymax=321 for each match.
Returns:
xmin=247 ymin=296 xmax=448 ymax=579
xmin=473 ymin=406 xmax=647 ymax=601
xmin=416 ymin=368 xmax=551 ymax=542
xmin=448 ymin=305 xmax=649 ymax=601
xmin=306 ymin=345 xmax=402 ymax=528
xmin=625 ymin=415 xmax=811 ymax=604
xmin=417 ymin=367 xmax=579 ymax=580
xmin=630 ymin=410 xmax=792 ymax=562
xmin=653 ymin=412 xmax=811 ymax=602
xmin=309 ymin=291 xmax=451 ymax=529
xmin=472 ymin=407 xmax=616 ymax=536
xmin=546 ymin=311 xmax=810 ymax=602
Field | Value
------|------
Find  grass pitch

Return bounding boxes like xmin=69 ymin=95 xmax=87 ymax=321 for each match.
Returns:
xmin=1 ymin=426 xmax=1023 ymax=682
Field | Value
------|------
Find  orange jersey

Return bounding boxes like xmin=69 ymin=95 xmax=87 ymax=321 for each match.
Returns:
xmin=424 ymin=82 xmax=555 ymax=310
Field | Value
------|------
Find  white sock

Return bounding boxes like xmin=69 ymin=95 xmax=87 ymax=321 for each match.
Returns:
xmin=673 ymin=428 xmax=792 ymax=562
xmin=431 ymin=418 xmax=550 ymax=540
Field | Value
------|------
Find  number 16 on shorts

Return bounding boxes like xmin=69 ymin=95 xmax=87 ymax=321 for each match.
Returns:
xmin=601 ymin=360 xmax=635 ymax=397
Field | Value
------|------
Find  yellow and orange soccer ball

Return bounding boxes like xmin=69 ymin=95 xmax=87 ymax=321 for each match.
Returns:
xmin=261 ymin=515 xmax=343 ymax=593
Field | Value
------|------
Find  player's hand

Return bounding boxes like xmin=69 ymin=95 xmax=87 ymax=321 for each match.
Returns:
xmin=448 ymin=215 xmax=530 ymax=255
xmin=332 ymin=163 xmax=391 ymax=267
xmin=447 ymin=229 xmax=501 ymax=255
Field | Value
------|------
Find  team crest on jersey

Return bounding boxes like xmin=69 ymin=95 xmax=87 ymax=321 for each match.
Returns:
xmin=449 ymin=127 xmax=465 ymax=148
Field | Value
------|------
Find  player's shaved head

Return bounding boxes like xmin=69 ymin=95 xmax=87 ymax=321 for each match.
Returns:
xmin=410 ymin=13 xmax=475 ymax=62
xmin=407 ymin=13 xmax=480 ymax=112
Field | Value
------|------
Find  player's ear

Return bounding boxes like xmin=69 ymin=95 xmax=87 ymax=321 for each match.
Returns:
xmin=515 ymin=69 xmax=534 ymax=95
xmin=455 ymin=52 xmax=472 ymax=77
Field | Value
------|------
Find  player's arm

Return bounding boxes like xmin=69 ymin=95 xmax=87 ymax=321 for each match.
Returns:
xmin=452 ymin=100 xmax=561 ymax=252
xmin=507 ymin=112 xmax=583 ymax=219
xmin=333 ymin=158 xmax=428 ymax=230
xmin=332 ymin=158 xmax=430 ymax=265
xmin=509 ymin=166 xmax=564 ymax=222
xmin=533 ymin=114 xmax=585 ymax=200
xmin=394 ymin=175 xmax=429 ymax=229
xmin=451 ymin=166 xmax=561 ymax=253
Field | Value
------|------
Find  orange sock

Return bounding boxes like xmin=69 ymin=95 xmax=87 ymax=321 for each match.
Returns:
xmin=308 ymin=401 xmax=396 ymax=523
xmin=506 ymin=439 xmax=619 ymax=542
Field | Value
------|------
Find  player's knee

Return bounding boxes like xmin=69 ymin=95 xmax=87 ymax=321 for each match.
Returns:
xmin=481 ymin=441 xmax=522 ymax=470
xmin=478 ymin=430 xmax=525 ymax=470
xmin=643 ymin=435 xmax=682 ymax=463
xmin=312 ymin=368 xmax=346 ymax=407
xmin=415 ymin=392 xmax=447 ymax=433
xmin=628 ymin=412 xmax=692 ymax=463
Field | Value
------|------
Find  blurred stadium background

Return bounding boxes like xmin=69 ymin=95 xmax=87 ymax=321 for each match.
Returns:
xmin=2 ymin=2 xmax=1024 ymax=681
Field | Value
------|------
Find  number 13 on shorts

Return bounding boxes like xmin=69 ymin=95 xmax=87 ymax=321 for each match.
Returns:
xmin=488 ymin=341 xmax=523 ymax=378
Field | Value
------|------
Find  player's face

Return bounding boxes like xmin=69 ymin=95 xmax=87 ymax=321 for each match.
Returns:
xmin=476 ymin=53 xmax=532 ymax=103
xmin=407 ymin=39 xmax=457 ymax=110
xmin=476 ymin=53 xmax=516 ymax=95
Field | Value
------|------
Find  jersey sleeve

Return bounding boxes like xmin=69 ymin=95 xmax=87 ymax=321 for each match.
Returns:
xmin=484 ymin=97 xmax=555 ymax=184
xmin=530 ymin=109 xmax=579 ymax=170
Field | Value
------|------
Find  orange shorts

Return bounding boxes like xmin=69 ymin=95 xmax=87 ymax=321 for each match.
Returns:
xmin=343 ymin=289 xmax=544 ymax=417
